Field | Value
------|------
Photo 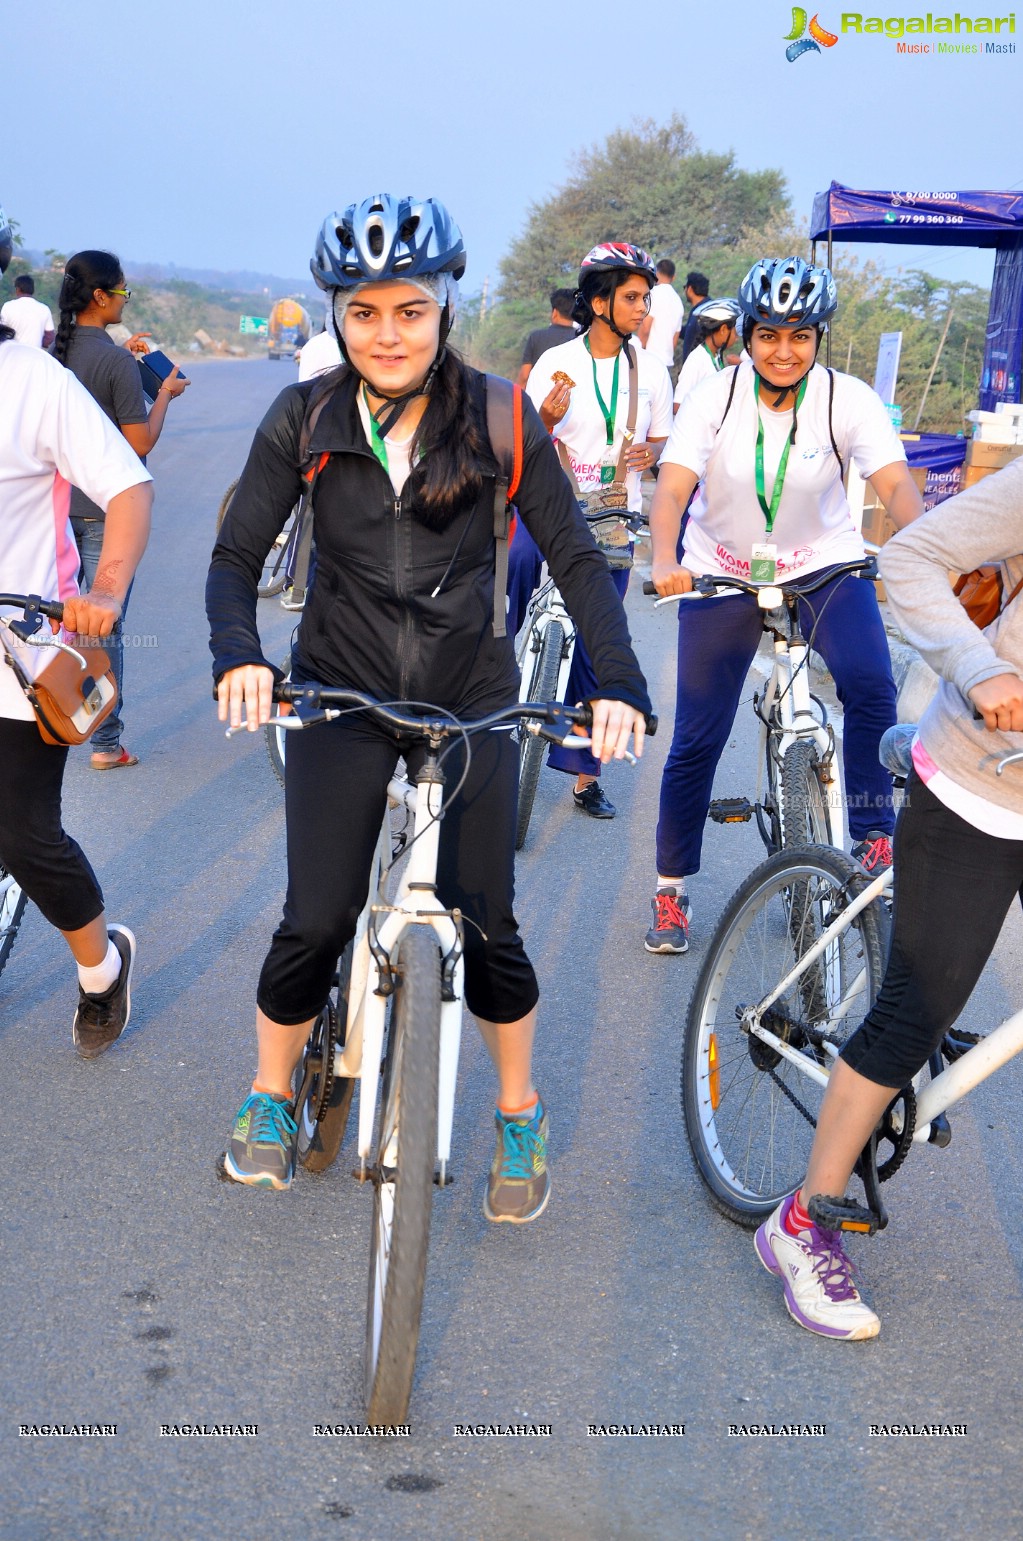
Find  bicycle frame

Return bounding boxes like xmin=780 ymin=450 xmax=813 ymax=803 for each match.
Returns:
xmin=334 ymin=769 xmax=465 ymax=1186
xmin=743 ymin=861 xmax=1023 ymax=1143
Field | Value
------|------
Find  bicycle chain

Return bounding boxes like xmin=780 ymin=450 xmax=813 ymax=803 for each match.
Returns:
xmin=767 ymin=1064 xmax=818 ymax=1129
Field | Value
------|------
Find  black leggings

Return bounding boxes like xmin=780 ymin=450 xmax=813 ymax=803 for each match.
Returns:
xmin=0 ymin=717 xmax=104 ymax=932
xmin=256 ymin=712 xmax=539 ymax=1027
xmin=841 ymin=771 xmax=1023 ymax=1087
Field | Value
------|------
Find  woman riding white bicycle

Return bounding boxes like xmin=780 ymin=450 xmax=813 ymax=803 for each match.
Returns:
xmin=755 ymin=457 xmax=1023 ymax=1340
xmin=206 ymin=195 xmax=651 ymax=1215
xmin=0 ymin=205 xmax=153 ymax=1054
xmin=646 ymin=255 xmax=924 ymax=954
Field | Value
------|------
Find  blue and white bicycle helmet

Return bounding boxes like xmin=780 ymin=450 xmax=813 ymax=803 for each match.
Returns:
xmin=738 ymin=257 xmax=837 ymax=331
xmin=311 ymin=194 xmax=466 ymax=292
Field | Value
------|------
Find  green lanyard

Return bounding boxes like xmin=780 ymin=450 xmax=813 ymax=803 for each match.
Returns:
xmin=584 ymin=334 xmax=620 ymax=447
xmin=363 ymin=385 xmax=389 ymax=474
xmin=702 ymin=341 xmax=724 ymax=372
xmin=754 ymin=376 xmax=807 ymax=534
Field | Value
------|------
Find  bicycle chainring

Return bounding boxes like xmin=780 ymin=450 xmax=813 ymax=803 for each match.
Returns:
xmin=875 ymin=1087 xmax=916 ymax=1182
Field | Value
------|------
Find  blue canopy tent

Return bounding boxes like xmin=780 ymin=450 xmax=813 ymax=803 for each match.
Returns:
xmin=809 ymin=182 xmax=1023 ymax=411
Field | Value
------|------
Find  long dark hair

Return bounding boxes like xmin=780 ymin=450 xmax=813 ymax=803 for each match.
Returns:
xmin=52 ymin=250 xmax=123 ymax=364
xmin=307 ymin=345 xmax=489 ymax=529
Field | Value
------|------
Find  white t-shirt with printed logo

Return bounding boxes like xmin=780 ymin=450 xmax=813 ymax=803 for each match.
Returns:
xmin=0 ymin=343 xmax=152 ymax=721
xmin=662 ymin=358 xmax=905 ymax=580
xmin=526 ymin=333 xmax=673 ymax=513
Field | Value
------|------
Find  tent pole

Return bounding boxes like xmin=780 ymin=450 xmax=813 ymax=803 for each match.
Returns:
xmin=826 ymin=230 xmax=833 ymax=367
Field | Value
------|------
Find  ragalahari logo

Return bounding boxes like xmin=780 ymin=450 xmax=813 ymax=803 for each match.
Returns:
xmin=784 ymin=8 xmax=839 ymax=58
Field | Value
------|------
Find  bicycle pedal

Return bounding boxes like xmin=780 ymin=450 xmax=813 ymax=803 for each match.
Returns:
xmin=708 ymin=797 xmax=753 ymax=825
xmin=807 ymin=1193 xmax=881 ymax=1236
xmin=942 ymin=1029 xmax=983 ymax=1063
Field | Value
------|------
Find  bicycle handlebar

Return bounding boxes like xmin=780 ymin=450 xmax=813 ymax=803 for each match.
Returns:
xmin=0 ymin=592 xmax=65 ymax=630
xmin=642 ymin=556 xmax=877 ymax=603
xmin=268 ymin=683 xmax=657 ymax=739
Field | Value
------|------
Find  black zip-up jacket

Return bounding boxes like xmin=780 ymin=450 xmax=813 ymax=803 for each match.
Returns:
xmin=206 ymin=367 xmax=652 ymax=719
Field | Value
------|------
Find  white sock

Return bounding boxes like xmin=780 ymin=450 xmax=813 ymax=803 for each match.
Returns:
xmin=657 ymin=877 xmax=686 ymax=892
xmin=78 ymin=938 xmax=119 ymax=996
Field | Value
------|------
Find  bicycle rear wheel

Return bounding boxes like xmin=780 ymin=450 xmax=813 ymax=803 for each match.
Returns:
xmin=365 ymin=925 xmax=440 ymax=1424
xmin=780 ymin=739 xmax=833 ymax=850
xmin=295 ymin=943 xmax=355 ymax=1172
xmin=682 ymin=845 xmax=889 ymax=1227
xmin=0 ymin=863 xmax=27 ymax=980
xmin=264 ymin=654 xmax=290 ymax=789
xmin=217 ymin=479 xmax=296 ymax=598
xmin=515 ymin=619 xmax=565 ymax=851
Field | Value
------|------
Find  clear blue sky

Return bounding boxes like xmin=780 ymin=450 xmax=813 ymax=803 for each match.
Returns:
xmin=6 ymin=0 xmax=1021 ymax=294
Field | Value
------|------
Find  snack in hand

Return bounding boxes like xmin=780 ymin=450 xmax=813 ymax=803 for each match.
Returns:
xmin=552 ymin=371 xmax=576 ymax=388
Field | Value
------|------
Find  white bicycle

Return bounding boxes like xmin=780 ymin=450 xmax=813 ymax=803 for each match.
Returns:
xmin=682 ymin=744 xmax=1023 ymax=1235
xmin=237 ymin=685 xmax=621 ymax=1422
xmin=647 ymin=557 xmax=880 ymax=855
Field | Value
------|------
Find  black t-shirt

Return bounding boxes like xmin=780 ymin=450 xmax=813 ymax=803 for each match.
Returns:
xmin=521 ymin=322 xmax=577 ymax=368
xmin=62 ymin=326 xmax=147 ymax=520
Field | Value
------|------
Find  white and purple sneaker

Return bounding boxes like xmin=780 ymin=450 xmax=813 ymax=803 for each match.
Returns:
xmin=755 ymin=1193 xmax=880 ymax=1340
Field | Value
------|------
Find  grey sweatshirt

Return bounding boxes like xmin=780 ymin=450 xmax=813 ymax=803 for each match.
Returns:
xmin=878 ymin=455 xmax=1023 ymax=813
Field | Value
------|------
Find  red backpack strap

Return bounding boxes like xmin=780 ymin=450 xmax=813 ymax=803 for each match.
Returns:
xmin=484 ymin=374 xmax=524 ymax=639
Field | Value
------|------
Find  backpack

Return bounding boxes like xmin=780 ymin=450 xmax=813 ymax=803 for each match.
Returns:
xmin=291 ymin=373 xmax=525 ymax=637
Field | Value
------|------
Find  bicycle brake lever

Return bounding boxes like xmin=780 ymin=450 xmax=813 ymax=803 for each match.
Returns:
xmin=524 ymin=723 xmax=637 ymax=764
xmin=225 ymin=709 xmax=339 ymax=737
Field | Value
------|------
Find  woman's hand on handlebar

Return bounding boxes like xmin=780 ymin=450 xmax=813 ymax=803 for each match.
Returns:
xmin=969 ymin=673 xmax=1023 ymax=733
xmin=60 ymin=591 xmax=122 ymax=638
xmin=650 ymin=561 xmax=694 ymax=598
xmin=218 ymin=664 xmax=277 ymax=732
xmin=587 ymin=699 xmax=646 ymax=763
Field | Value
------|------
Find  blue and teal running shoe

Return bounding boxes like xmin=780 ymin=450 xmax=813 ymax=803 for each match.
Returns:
xmin=224 ymin=1092 xmax=297 ymax=1190
xmin=484 ymin=1096 xmax=550 ymax=1224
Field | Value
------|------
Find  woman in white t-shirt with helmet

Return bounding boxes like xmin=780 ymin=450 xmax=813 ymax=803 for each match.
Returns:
xmin=645 ymin=255 xmax=924 ymax=953
xmin=524 ymin=242 xmax=672 ymax=818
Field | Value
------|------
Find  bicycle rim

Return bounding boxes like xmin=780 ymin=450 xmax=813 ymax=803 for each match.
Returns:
xmin=257 ymin=512 xmax=297 ymax=598
xmin=264 ymin=653 xmax=290 ymax=789
xmin=0 ymin=865 xmax=28 ymax=979
xmin=515 ymin=619 xmax=564 ymax=851
xmin=364 ymin=926 xmax=440 ymax=1424
xmin=682 ymin=845 xmax=889 ymax=1226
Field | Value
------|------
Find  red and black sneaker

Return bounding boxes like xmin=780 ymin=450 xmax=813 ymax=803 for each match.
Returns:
xmin=851 ymin=832 xmax=893 ymax=873
xmin=644 ymin=887 xmax=691 ymax=955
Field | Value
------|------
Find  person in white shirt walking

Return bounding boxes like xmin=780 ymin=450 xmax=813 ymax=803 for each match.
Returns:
xmin=637 ymin=259 xmax=685 ymax=377
xmin=0 ymin=274 xmax=55 ymax=349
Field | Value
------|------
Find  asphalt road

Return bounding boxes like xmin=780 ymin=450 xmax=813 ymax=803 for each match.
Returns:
xmin=3 ymin=359 xmax=1022 ymax=1541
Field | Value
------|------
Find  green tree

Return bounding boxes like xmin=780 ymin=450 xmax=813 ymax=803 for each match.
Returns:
xmin=474 ymin=115 xmax=789 ymax=377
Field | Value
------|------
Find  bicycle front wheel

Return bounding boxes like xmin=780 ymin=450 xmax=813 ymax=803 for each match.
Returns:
xmin=682 ymin=845 xmax=889 ymax=1227
xmin=365 ymin=925 xmax=441 ymax=1425
xmin=515 ymin=619 xmax=565 ymax=851
xmin=780 ymin=739 xmax=833 ymax=850
xmin=0 ymin=862 xmax=27 ymax=979
xmin=264 ymin=654 xmax=290 ymax=790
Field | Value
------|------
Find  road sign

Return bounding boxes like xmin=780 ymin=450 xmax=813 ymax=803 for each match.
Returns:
xmin=239 ymin=316 xmax=269 ymax=335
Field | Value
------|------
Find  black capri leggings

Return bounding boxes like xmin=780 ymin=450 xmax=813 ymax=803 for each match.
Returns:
xmin=0 ymin=717 xmax=105 ymax=932
xmin=841 ymin=770 xmax=1023 ymax=1088
xmin=256 ymin=711 xmax=539 ymax=1027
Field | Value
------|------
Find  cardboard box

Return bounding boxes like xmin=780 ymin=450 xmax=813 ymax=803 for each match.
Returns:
xmin=965 ymin=440 xmax=1023 ymax=471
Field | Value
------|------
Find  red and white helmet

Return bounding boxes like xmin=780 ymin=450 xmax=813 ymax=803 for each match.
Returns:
xmin=578 ymin=242 xmax=656 ymax=289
